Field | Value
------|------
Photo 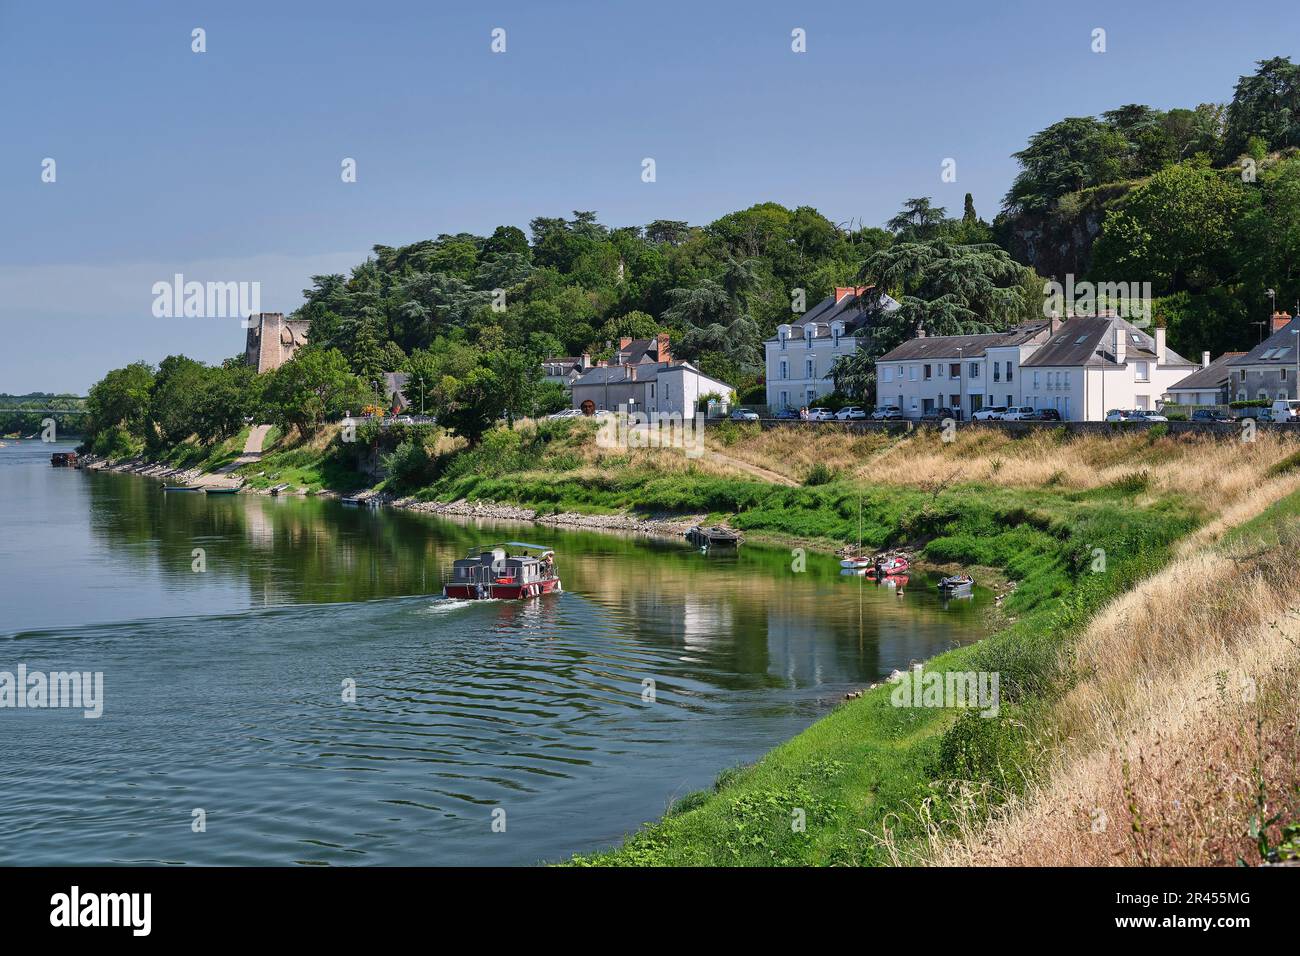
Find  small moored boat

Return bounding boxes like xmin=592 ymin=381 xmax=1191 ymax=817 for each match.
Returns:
xmin=162 ymin=484 xmax=202 ymax=492
xmin=937 ymin=574 xmax=974 ymax=594
xmin=203 ymin=486 xmax=240 ymax=495
xmin=839 ymin=555 xmax=874 ymax=570
xmin=443 ymin=542 xmax=562 ymax=600
xmin=686 ymin=526 xmax=742 ymax=549
xmin=867 ymin=552 xmax=910 ymax=578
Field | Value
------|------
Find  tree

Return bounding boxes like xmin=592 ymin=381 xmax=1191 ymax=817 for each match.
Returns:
xmin=1004 ymin=117 xmax=1131 ymax=214
xmin=1090 ymin=163 xmax=1252 ymax=295
xmin=887 ymin=198 xmax=948 ymax=242
xmin=84 ymin=361 xmax=155 ymax=454
xmin=1223 ymin=57 xmax=1300 ymax=159
xmin=260 ymin=349 xmax=374 ymax=437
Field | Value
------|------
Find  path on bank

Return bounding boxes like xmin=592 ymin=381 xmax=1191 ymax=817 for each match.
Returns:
xmin=216 ymin=424 xmax=271 ymax=474
xmin=706 ymin=448 xmax=799 ymax=486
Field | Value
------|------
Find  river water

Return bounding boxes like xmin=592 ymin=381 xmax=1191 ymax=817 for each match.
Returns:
xmin=0 ymin=440 xmax=988 ymax=865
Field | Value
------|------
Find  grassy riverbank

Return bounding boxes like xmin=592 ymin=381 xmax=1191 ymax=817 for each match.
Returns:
xmin=96 ymin=419 xmax=1300 ymax=865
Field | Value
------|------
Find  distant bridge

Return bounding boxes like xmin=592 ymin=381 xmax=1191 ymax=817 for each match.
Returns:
xmin=0 ymin=408 xmax=90 ymax=414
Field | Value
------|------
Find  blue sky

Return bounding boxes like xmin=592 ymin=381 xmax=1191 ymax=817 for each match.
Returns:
xmin=2 ymin=0 xmax=1297 ymax=393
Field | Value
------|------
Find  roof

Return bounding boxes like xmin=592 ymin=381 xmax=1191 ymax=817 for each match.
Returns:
xmin=1228 ymin=319 xmax=1300 ymax=366
xmin=766 ymin=288 xmax=901 ymax=342
xmin=1021 ymin=316 xmax=1195 ymax=369
xmin=571 ymin=361 xmax=731 ymax=390
xmin=1168 ymin=352 xmax=1245 ymax=392
xmin=877 ymin=323 xmax=1048 ymax=363
xmin=615 ymin=338 xmax=661 ymax=364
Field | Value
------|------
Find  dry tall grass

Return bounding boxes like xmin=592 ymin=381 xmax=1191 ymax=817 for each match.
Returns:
xmin=924 ymin=525 xmax=1300 ymax=866
xmin=712 ymin=426 xmax=1300 ymax=510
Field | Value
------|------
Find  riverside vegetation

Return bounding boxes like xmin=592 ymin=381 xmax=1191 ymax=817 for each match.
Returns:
xmin=80 ymin=414 xmax=1300 ymax=866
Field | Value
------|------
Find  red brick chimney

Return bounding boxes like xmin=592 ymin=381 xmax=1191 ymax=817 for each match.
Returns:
xmin=834 ymin=285 xmax=869 ymax=304
xmin=656 ymin=332 xmax=671 ymax=364
xmin=1272 ymin=311 xmax=1293 ymax=334
xmin=619 ymin=336 xmax=633 ymax=349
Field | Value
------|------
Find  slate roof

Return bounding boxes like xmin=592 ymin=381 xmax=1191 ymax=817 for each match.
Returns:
xmin=1021 ymin=316 xmax=1194 ymax=368
xmin=1228 ymin=319 xmax=1300 ymax=366
xmin=766 ymin=288 xmax=901 ymax=342
xmin=572 ymin=360 xmax=711 ymax=387
xmin=1168 ymin=352 xmax=1245 ymax=392
xmin=876 ymin=322 xmax=1049 ymax=363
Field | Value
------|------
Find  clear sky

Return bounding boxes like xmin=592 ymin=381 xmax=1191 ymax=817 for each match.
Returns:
xmin=3 ymin=0 xmax=1297 ymax=393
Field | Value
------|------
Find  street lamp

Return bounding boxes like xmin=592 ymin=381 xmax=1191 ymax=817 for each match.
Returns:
xmin=955 ymin=346 xmax=964 ymax=420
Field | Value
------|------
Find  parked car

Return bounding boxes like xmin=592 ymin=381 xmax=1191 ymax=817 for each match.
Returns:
xmin=971 ymin=406 xmax=1008 ymax=421
xmin=1133 ymin=410 xmax=1168 ymax=422
xmin=773 ymin=408 xmax=801 ymax=420
xmin=1000 ymin=406 xmax=1037 ymax=421
xmin=1105 ymin=409 xmax=1136 ymax=422
xmin=919 ymin=406 xmax=960 ymax=423
xmin=836 ymin=406 xmax=868 ymax=420
xmin=1191 ymin=408 xmax=1233 ymax=423
xmin=808 ymin=407 xmax=837 ymax=422
xmin=546 ymin=408 xmax=583 ymax=419
xmin=729 ymin=409 xmax=760 ymax=421
xmin=1271 ymin=399 xmax=1300 ymax=422
xmin=869 ymin=405 xmax=905 ymax=421
xmin=1033 ymin=408 xmax=1062 ymax=421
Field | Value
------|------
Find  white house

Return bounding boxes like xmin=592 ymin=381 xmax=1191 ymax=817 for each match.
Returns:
xmin=570 ymin=361 xmax=733 ymax=417
xmin=874 ymin=323 xmax=1050 ymax=419
xmin=1020 ymin=316 xmax=1196 ymax=420
xmin=764 ymin=286 xmax=899 ymax=411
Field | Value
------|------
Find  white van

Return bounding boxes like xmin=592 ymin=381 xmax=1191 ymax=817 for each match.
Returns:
xmin=1271 ymin=399 xmax=1300 ymax=422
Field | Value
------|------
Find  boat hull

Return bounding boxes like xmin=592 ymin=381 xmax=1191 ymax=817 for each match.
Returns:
xmin=443 ymin=578 xmax=562 ymax=600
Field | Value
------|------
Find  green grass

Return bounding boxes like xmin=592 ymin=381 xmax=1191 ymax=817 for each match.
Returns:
xmin=564 ymin=485 xmax=1198 ymax=865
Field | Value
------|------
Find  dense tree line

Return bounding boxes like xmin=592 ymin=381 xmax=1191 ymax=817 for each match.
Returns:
xmin=998 ymin=55 xmax=1300 ymax=357
xmin=80 ymin=53 xmax=1300 ymax=441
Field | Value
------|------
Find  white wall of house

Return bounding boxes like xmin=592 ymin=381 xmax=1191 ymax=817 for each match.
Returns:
xmin=647 ymin=366 xmax=732 ymax=417
xmin=1021 ymin=361 xmax=1188 ymax=420
xmin=1167 ymin=388 xmax=1223 ymax=406
xmin=876 ymin=356 xmax=992 ymax=416
xmin=765 ymin=325 xmax=861 ymax=410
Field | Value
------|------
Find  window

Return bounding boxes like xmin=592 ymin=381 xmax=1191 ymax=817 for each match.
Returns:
xmin=779 ymin=359 xmax=788 ymax=380
xmin=1033 ymin=371 xmax=1040 ymax=389
xmin=924 ymin=364 xmax=932 ymax=380
xmin=805 ymin=358 xmax=815 ymax=379
xmin=650 ymin=383 xmax=656 ymax=398
xmin=993 ymin=363 xmax=1001 ymax=382
xmin=1064 ymin=371 xmax=1071 ymax=388
xmin=1006 ymin=361 xmax=1013 ymax=382
xmin=1240 ymin=369 xmax=1247 ymax=383
xmin=1134 ymin=361 xmax=1149 ymax=382
xmin=969 ymin=362 xmax=980 ymax=378
xmin=949 ymin=363 xmax=960 ymax=378
xmin=908 ymin=365 xmax=918 ymax=382
xmin=881 ymin=366 xmax=894 ymax=383
xmin=949 ymin=394 xmax=960 ymax=407
xmin=1284 ymin=368 xmax=1290 ymax=381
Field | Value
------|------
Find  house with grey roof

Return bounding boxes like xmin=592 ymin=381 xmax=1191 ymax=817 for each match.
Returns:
xmin=1227 ymin=313 xmax=1300 ymax=402
xmin=875 ymin=322 xmax=1050 ymax=419
xmin=570 ymin=361 xmax=733 ymax=418
xmin=1020 ymin=315 xmax=1196 ymax=419
xmin=1166 ymin=352 xmax=1243 ymax=406
xmin=765 ymin=286 xmax=900 ymax=411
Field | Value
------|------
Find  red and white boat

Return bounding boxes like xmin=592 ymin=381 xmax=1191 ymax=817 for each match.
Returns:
xmin=866 ymin=553 xmax=910 ymax=578
xmin=443 ymin=543 xmax=562 ymax=600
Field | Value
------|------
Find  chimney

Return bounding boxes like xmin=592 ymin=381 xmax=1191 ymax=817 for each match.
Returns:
xmin=1202 ymin=350 xmax=1211 ymax=368
xmin=597 ymin=359 xmax=608 ymax=368
xmin=656 ymin=332 xmax=671 ymax=364
xmin=1049 ymin=310 xmax=1062 ymax=336
xmin=619 ymin=336 xmax=633 ymax=350
xmin=1155 ymin=327 xmax=1167 ymax=364
xmin=916 ymin=325 xmax=926 ymax=339
xmin=834 ymin=285 xmax=869 ymax=304
xmin=1113 ymin=326 xmax=1127 ymax=365
xmin=580 ymin=353 xmax=591 ymax=369
xmin=1272 ymin=311 xmax=1293 ymax=334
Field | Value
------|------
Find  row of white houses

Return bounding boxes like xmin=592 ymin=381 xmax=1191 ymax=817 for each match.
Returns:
xmin=762 ymin=293 xmax=1292 ymax=420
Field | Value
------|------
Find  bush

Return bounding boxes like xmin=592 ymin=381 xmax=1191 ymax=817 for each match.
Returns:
xmin=381 ymin=438 xmax=434 ymax=489
xmin=804 ymin=462 xmax=837 ymax=486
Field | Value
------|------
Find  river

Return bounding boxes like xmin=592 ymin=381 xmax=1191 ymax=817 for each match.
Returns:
xmin=0 ymin=440 xmax=988 ymax=865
